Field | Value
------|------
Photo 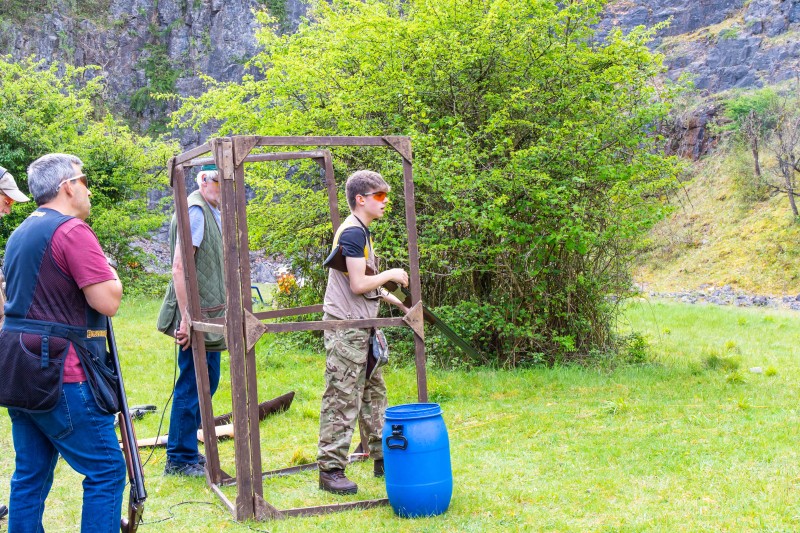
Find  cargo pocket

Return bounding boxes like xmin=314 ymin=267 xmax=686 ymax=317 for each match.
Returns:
xmin=326 ymin=328 xmax=369 ymax=365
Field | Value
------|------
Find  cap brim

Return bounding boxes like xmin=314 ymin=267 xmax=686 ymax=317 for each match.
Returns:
xmin=3 ymin=188 xmax=30 ymax=202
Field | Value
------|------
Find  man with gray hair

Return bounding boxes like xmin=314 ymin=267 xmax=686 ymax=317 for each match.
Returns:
xmin=157 ymin=164 xmax=226 ymax=477
xmin=0 ymin=153 xmax=126 ymax=531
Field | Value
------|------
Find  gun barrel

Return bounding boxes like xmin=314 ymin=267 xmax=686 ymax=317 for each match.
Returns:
xmin=108 ymin=318 xmax=147 ymax=530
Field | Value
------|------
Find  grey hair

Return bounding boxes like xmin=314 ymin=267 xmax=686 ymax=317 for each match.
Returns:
xmin=195 ymin=169 xmax=219 ymax=188
xmin=28 ymin=153 xmax=83 ymax=206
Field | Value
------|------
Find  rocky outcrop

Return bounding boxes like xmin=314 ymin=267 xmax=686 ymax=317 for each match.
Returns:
xmin=2 ymin=0 xmax=797 ymax=145
xmin=641 ymin=284 xmax=800 ymax=311
xmin=0 ymin=0 xmax=308 ymax=146
xmin=602 ymin=0 xmax=800 ymax=94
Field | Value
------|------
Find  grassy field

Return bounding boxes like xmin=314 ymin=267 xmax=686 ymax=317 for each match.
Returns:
xmin=1 ymin=297 xmax=799 ymax=532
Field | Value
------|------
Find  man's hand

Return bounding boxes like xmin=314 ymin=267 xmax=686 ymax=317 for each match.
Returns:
xmin=175 ymin=316 xmax=191 ymax=348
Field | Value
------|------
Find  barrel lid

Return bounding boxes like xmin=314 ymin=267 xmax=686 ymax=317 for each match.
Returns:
xmin=385 ymin=402 xmax=442 ymax=420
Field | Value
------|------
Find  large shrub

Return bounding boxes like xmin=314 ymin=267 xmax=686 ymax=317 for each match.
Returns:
xmin=175 ymin=0 xmax=683 ymax=365
xmin=0 ymin=56 xmax=177 ymax=287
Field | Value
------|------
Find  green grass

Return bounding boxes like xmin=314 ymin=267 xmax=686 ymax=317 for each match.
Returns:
xmin=1 ymin=297 xmax=799 ymax=531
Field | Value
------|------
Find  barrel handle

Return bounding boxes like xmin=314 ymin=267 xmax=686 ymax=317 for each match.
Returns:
xmin=386 ymin=424 xmax=408 ymax=450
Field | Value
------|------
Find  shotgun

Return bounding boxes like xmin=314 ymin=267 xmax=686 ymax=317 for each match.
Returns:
xmin=382 ymin=280 xmax=482 ymax=360
xmin=108 ymin=318 xmax=147 ymax=533
xmin=325 ymin=247 xmax=481 ymax=359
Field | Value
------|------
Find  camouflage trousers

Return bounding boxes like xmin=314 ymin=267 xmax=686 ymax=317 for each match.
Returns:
xmin=317 ymin=321 xmax=387 ymax=471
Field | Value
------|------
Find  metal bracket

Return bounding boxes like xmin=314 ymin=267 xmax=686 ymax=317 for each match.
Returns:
xmin=402 ymin=301 xmax=425 ymax=340
xmin=244 ymin=309 xmax=268 ymax=353
xmin=383 ymin=136 xmax=412 ymax=163
xmin=233 ymin=136 xmax=261 ymax=168
xmin=255 ymin=494 xmax=283 ymax=520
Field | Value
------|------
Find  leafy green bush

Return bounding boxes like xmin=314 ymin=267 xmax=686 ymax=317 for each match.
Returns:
xmin=0 ymin=56 xmax=177 ymax=289
xmin=174 ymin=0 xmax=683 ymax=365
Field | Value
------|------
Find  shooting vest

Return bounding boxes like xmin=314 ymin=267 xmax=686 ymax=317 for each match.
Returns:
xmin=0 ymin=208 xmax=116 ymax=413
xmin=157 ymin=190 xmax=227 ymax=351
xmin=323 ymin=214 xmax=381 ymax=320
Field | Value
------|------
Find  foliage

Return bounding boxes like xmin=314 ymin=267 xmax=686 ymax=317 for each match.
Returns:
xmin=722 ymin=84 xmax=800 ymax=216
xmin=0 ymin=55 xmax=177 ymax=287
xmin=723 ymin=87 xmax=779 ymax=132
xmin=257 ymin=0 xmax=289 ymax=31
xmin=174 ymin=0 xmax=683 ymax=365
xmin=130 ymin=21 xmax=183 ymax=134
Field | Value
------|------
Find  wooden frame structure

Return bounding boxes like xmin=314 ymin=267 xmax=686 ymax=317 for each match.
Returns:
xmin=167 ymin=136 xmax=427 ymax=521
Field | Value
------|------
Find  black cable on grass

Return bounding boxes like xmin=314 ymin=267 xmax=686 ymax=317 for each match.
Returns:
xmin=121 ymin=341 xmax=178 ymax=498
xmin=126 ymin=347 xmax=273 ymax=533
xmin=138 ymin=500 xmax=272 ymax=532
xmin=139 ymin=341 xmax=178 ymax=469
xmin=138 ymin=500 xmax=218 ymax=526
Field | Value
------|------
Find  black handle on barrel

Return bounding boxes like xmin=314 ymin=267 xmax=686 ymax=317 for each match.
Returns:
xmin=385 ymin=424 xmax=408 ymax=450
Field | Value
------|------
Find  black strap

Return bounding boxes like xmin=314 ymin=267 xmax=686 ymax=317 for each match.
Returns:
xmin=3 ymin=317 xmax=93 ymax=368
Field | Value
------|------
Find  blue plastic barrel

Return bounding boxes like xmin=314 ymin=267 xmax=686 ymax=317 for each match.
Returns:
xmin=382 ymin=403 xmax=452 ymax=518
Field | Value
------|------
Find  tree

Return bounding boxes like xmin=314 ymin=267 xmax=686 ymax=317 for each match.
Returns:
xmin=771 ymin=94 xmax=800 ymax=217
xmin=724 ymin=86 xmax=800 ymax=217
xmin=174 ymin=0 xmax=683 ymax=365
xmin=0 ymin=56 xmax=177 ymax=287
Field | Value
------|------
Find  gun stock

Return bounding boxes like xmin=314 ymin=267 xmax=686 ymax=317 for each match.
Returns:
xmin=108 ymin=319 xmax=147 ymax=533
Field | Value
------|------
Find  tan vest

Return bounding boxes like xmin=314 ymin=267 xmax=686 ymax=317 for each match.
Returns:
xmin=322 ymin=214 xmax=381 ymax=320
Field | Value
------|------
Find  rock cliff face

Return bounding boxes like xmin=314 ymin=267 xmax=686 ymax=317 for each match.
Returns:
xmin=1 ymin=0 xmax=797 ymax=149
xmin=602 ymin=0 xmax=800 ymax=93
xmin=600 ymin=0 xmax=800 ymax=159
xmin=0 ymin=0 xmax=307 ymax=146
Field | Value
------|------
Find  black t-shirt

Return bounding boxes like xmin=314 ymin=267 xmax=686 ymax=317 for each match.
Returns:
xmin=339 ymin=226 xmax=370 ymax=258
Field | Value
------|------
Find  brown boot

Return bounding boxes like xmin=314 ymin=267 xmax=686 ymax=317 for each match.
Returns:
xmin=373 ymin=459 xmax=384 ymax=477
xmin=319 ymin=469 xmax=358 ymax=495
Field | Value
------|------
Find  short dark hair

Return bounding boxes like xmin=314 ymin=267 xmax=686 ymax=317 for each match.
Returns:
xmin=345 ymin=170 xmax=389 ymax=209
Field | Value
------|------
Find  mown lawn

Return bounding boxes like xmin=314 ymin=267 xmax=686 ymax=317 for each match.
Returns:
xmin=0 ymin=297 xmax=798 ymax=532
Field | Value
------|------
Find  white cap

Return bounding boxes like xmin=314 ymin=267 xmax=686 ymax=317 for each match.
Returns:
xmin=0 ymin=168 xmax=30 ymax=203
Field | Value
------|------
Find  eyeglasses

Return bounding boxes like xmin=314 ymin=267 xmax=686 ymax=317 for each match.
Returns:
xmin=57 ymin=173 xmax=88 ymax=191
xmin=361 ymin=191 xmax=388 ymax=202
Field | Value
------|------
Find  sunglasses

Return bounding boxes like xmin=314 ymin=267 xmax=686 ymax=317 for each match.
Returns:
xmin=2 ymin=195 xmax=13 ymax=208
xmin=57 ymin=173 xmax=88 ymax=191
xmin=362 ymin=191 xmax=388 ymax=202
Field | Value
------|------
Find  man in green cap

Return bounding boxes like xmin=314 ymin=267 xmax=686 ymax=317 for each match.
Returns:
xmin=157 ymin=164 xmax=226 ymax=477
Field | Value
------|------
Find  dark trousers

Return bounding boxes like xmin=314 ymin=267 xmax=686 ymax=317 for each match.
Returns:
xmin=167 ymin=345 xmax=221 ymax=465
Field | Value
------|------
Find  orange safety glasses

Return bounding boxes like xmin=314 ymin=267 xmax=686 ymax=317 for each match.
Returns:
xmin=362 ymin=191 xmax=388 ymax=202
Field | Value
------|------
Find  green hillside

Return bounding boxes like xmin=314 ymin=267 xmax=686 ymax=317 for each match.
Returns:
xmin=636 ymin=145 xmax=800 ymax=295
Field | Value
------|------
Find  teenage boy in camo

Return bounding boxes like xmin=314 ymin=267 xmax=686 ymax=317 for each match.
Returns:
xmin=317 ymin=170 xmax=409 ymax=495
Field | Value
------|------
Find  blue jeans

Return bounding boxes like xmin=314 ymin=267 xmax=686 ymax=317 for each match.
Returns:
xmin=167 ymin=346 xmax=221 ymax=465
xmin=8 ymin=382 xmax=126 ymax=533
